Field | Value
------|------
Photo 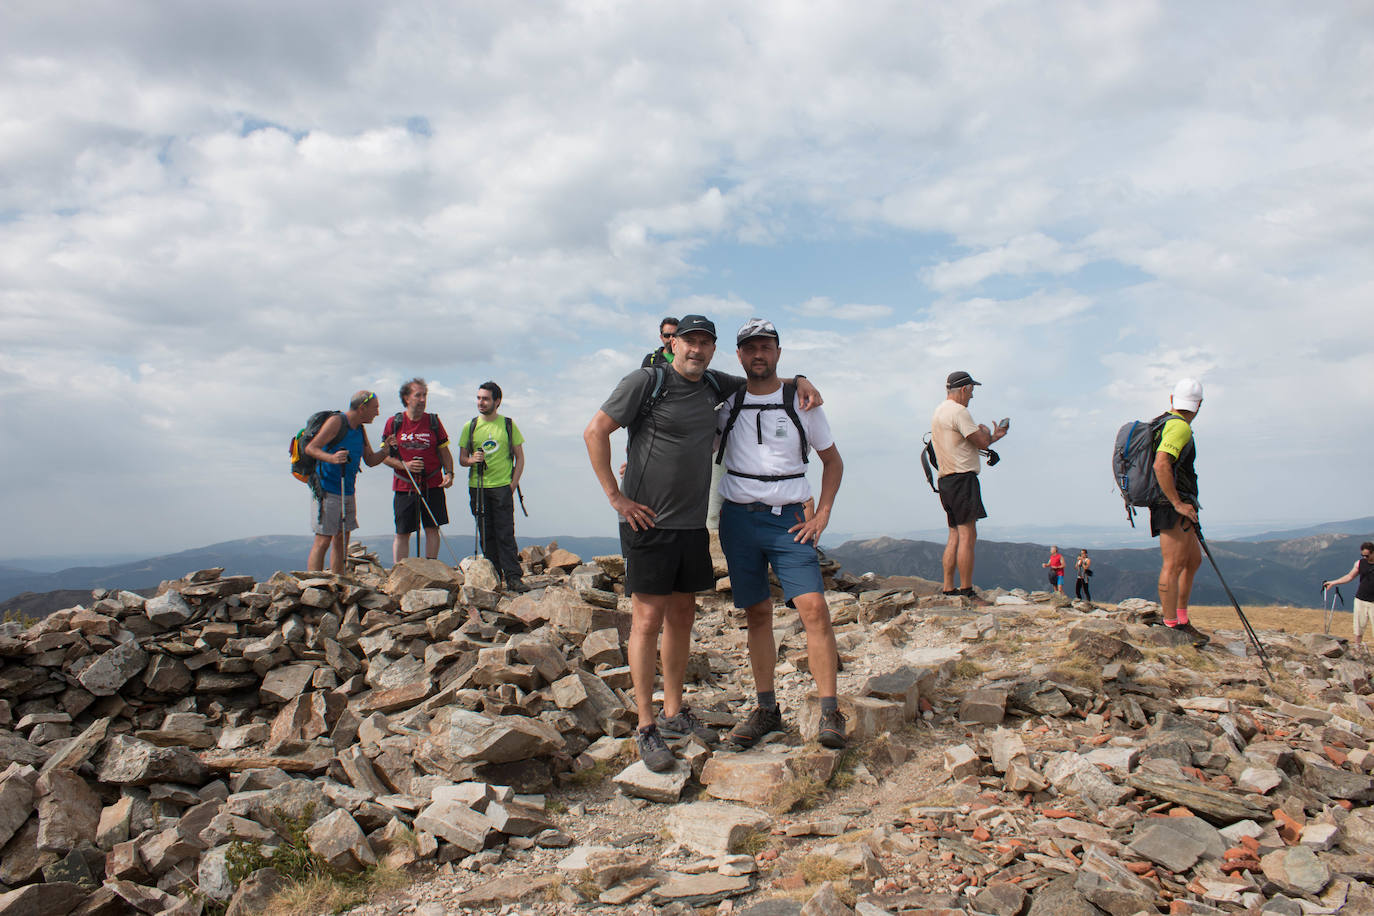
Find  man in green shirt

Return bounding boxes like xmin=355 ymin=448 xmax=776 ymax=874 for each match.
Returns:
xmin=459 ymin=381 xmax=527 ymax=592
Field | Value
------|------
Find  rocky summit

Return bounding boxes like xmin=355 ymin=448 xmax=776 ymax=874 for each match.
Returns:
xmin=2 ymin=540 xmax=1374 ymax=916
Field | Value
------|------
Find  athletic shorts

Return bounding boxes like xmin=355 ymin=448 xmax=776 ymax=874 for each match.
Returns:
xmin=1354 ymin=598 xmax=1374 ymax=638
xmin=1048 ymin=569 xmax=1063 ymax=588
xmin=312 ymin=492 xmax=357 ymax=535
xmin=1150 ymin=501 xmax=1196 ymax=537
xmin=394 ymin=488 xmax=449 ymax=534
xmin=719 ymin=501 xmax=826 ymax=609
xmin=619 ymin=524 xmax=713 ymax=596
xmin=938 ymin=472 xmax=987 ymax=527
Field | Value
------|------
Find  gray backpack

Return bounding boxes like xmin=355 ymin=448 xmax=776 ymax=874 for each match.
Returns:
xmin=1112 ymin=412 xmax=1183 ymax=526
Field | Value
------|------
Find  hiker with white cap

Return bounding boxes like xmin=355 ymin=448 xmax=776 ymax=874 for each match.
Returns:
xmin=1151 ymin=377 xmax=1209 ymax=645
xmin=930 ymin=371 xmax=1009 ymax=602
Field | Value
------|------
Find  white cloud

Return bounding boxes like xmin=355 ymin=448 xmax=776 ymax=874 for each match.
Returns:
xmin=0 ymin=1 xmax=1371 ymax=558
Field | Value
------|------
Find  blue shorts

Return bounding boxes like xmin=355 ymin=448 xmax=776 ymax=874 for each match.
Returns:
xmin=718 ymin=501 xmax=825 ymax=609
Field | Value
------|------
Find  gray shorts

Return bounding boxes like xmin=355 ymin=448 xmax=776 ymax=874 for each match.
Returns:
xmin=312 ymin=493 xmax=357 ymax=535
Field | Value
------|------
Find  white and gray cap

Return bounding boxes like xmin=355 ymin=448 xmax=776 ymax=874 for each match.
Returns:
xmin=736 ymin=317 xmax=780 ymax=346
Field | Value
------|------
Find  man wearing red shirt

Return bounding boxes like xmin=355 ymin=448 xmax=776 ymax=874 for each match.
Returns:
xmin=382 ymin=378 xmax=455 ymax=563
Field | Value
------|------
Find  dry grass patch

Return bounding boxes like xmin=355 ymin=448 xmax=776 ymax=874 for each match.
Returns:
xmin=1222 ymin=685 xmax=1266 ymax=705
xmin=798 ymin=854 xmax=853 ymax=885
xmin=1188 ymin=604 xmax=1347 ymax=638
xmin=953 ymin=659 xmax=986 ymax=679
xmin=265 ymin=867 xmax=408 ymax=916
xmin=768 ymin=774 xmax=829 ymax=814
xmin=732 ymin=828 xmax=770 ymax=856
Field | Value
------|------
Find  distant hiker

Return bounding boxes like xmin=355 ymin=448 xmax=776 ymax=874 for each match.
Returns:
xmin=931 ymin=371 xmax=1008 ymax=603
xmin=583 ymin=314 xmax=822 ymax=773
xmin=716 ymin=319 xmax=847 ymax=750
xmin=1151 ymin=378 xmax=1208 ymax=646
xmin=1075 ymin=549 xmax=1093 ymax=602
xmin=641 ymin=316 xmax=678 ymax=367
xmin=1322 ymin=541 xmax=1374 ymax=650
xmin=1042 ymin=545 xmax=1065 ymax=594
xmin=381 ymin=378 xmax=454 ymax=565
xmin=306 ymin=391 xmax=390 ymax=574
xmin=459 ymin=382 xmax=527 ymax=592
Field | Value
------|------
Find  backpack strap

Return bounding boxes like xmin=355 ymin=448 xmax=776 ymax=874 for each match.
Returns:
xmin=629 ymin=366 xmax=669 ymax=441
xmin=921 ymin=434 xmax=940 ymax=494
xmin=716 ymin=384 xmax=810 ymax=480
xmin=466 ymin=417 xmax=478 ymax=454
xmin=504 ymin=416 xmax=514 ymax=459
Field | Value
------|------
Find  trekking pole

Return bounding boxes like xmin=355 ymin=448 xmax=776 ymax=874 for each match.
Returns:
xmin=516 ymin=484 xmax=528 ymax=517
xmin=472 ymin=459 xmax=485 ymax=561
xmin=1322 ymin=585 xmax=1344 ymax=636
xmin=1194 ymin=525 xmax=1273 ymax=682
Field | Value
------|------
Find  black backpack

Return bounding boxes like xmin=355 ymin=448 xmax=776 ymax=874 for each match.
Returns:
xmin=289 ymin=410 xmax=347 ymax=493
xmin=714 ymin=382 xmax=808 ymax=482
xmin=628 ymin=365 xmax=724 ymax=443
xmin=1112 ymin=412 xmax=1189 ymax=527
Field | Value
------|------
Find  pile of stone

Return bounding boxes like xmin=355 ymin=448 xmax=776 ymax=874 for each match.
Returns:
xmin=0 ymin=546 xmax=665 ymax=915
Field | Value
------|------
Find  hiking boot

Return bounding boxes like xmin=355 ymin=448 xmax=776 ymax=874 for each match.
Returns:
xmin=655 ymin=706 xmax=718 ymax=744
xmin=505 ymin=576 xmax=529 ymax=594
xmin=959 ymin=588 xmax=991 ymax=607
xmin=1174 ymin=621 xmax=1210 ymax=647
xmin=817 ymin=708 xmax=847 ymax=749
xmin=728 ymin=704 xmax=785 ymax=749
xmin=635 ymin=725 xmax=676 ymax=773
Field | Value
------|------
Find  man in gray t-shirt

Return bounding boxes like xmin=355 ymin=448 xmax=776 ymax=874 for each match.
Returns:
xmin=583 ymin=314 xmax=820 ymax=773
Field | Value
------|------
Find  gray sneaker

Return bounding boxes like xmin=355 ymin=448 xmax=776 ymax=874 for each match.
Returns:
xmin=818 ymin=708 xmax=847 ymax=749
xmin=655 ymin=706 xmax=718 ymax=744
xmin=728 ymin=704 xmax=785 ymax=749
xmin=636 ymin=725 xmax=676 ymax=772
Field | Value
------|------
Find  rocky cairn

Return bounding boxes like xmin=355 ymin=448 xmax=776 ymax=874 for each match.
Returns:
xmin=2 ymin=544 xmax=1374 ymax=915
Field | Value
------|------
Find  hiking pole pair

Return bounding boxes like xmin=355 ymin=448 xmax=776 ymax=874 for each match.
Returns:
xmin=1193 ymin=525 xmax=1273 ymax=682
xmin=472 ymin=460 xmax=487 ymax=561
xmin=396 ymin=459 xmax=464 ymax=568
xmin=1322 ymin=585 xmax=1345 ymax=636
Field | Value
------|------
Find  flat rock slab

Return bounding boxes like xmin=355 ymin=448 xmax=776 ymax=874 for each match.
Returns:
xmin=666 ymin=801 xmax=773 ymax=856
xmin=1260 ymin=845 xmax=1331 ymax=896
xmin=455 ymin=874 xmax=560 ymax=908
xmin=1126 ymin=769 xmax=1271 ymax=824
xmin=613 ymin=760 xmax=690 ymax=804
xmin=1129 ymin=821 xmax=1206 ymax=873
xmin=652 ymin=873 xmax=753 ymax=906
xmin=0 ymin=881 xmax=90 ymax=916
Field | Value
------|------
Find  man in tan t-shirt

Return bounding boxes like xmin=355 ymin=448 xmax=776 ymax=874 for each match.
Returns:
xmin=931 ymin=371 xmax=1008 ymax=601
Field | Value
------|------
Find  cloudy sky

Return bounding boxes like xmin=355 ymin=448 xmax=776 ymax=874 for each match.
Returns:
xmin=3 ymin=1 xmax=1371 ymax=560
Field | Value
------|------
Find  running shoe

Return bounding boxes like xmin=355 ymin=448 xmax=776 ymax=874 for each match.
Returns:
xmin=635 ymin=725 xmax=676 ymax=772
xmin=1173 ymin=621 xmax=1211 ymax=647
xmin=728 ymin=704 xmax=785 ymax=749
xmin=654 ymin=705 xmax=718 ymax=744
xmin=818 ymin=708 xmax=848 ymax=749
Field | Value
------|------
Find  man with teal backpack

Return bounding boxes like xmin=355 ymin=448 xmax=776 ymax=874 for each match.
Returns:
xmin=301 ymin=391 xmax=390 ymax=574
xmin=459 ymin=382 xmax=527 ymax=592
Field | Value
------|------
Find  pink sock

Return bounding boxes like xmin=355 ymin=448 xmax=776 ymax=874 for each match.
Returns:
xmin=1177 ymin=608 xmax=1189 ymax=625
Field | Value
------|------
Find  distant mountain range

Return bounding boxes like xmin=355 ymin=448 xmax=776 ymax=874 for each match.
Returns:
xmin=828 ymin=529 xmax=1371 ymax=608
xmin=5 ymin=517 xmax=1370 ymax=617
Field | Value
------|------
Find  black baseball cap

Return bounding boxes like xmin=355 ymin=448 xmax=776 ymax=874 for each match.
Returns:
xmin=946 ymin=370 xmax=981 ymax=389
xmin=675 ymin=314 xmax=717 ymax=340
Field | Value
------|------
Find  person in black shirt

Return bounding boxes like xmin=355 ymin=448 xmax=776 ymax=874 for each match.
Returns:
xmin=1323 ymin=541 xmax=1374 ymax=650
xmin=641 ymin=316 xmax=678 ymax=367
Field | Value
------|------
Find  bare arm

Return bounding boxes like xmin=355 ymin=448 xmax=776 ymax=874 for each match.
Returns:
xmin=361 ymin=430 xmax=387 ymax=467
xmin=1152 ymin=450 xmax=1198 ymax=524
xmin=583 ymin=410 xmax=656 ymax=529
xmin=1324 ymin=560 xmax=1362 ymax=589
xmin=439 ymin=445 xmax=454 ymax=487
xmin=789 ymin=444 xmax=843 ymax=545
xmin=966 ymin=423 xmax=1008 ymax=450
xmin=305 ymin=416 xmax=348 ymax=465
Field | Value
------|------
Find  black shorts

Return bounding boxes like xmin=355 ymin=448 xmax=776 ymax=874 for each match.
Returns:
xmin=1149 ymin=501 xmax=1195 ymax=538
xmin=938 ymin=472 xmax=987 ymax=527
xmin=620 ymin=524 xmax=714 ymax=596
xmin=394 ymin=488 xmax=449 ymax=534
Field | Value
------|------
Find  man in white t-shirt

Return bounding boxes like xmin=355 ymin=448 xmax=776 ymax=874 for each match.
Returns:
xmin=716 ymin=318 xmax=847 ymax=750
xmin=931 ymin=371 xmax=1008 ymax=602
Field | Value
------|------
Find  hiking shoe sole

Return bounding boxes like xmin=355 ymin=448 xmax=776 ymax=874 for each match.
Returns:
xmin=818 ymin=709 xmax=847 ymax=749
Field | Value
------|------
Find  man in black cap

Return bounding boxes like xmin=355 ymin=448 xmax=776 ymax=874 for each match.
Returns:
xmin=584 ymin=314 xmax=822 ymax=772
xmin=931 ymin=371 xmax=1008 ymax=601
